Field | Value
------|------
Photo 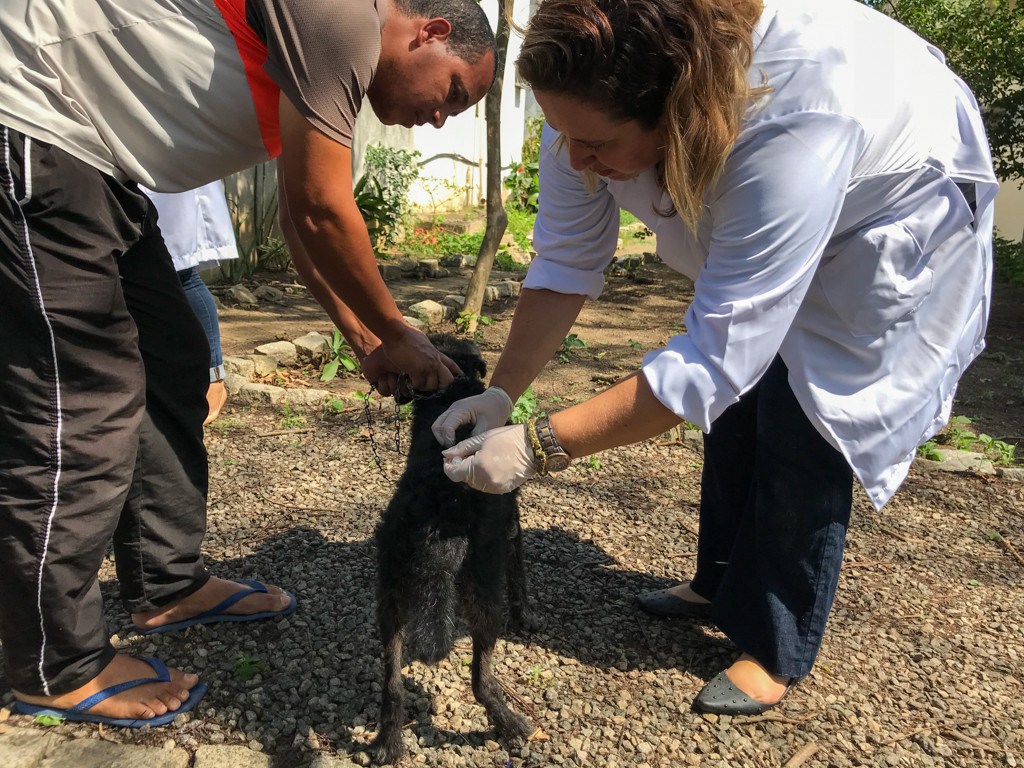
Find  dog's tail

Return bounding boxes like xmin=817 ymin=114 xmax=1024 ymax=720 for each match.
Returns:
xmin=405 ymin=533 xmax=467 ymax=665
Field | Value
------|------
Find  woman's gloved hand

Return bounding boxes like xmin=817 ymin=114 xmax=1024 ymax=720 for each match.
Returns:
xmin=431 ymin=386 xmax=514 ymax=447
xmin=442 ymin=424 xmax=537 ymax=494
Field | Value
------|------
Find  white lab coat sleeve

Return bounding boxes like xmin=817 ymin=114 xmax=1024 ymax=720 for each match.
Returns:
xmin=642 ymin=113 xmax=864 ymax=431
xmin=523 ymin=124 xmax=622 ymax=299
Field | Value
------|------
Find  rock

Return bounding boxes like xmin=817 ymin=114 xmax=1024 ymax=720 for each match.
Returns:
xmin=293 ymin=332 xmax=330 ymax=361
xmin=223 ymin=372 xmax=249 ymax=396
xmin=397 ymin=258 xmax=420 ymax=276
xmin=916 ymin=449 xmax=996 ymax=475
xmin=283 ymin=388 xmax=333 ymax=408
xmin=253 ymin=285 xmax=285 ymax=301
xmin=234 ymin=382 xmax=286 ymax=405
xmin=483 ymin=286 xmax=500 ymax=304
xmin=223 ymin=355 xmax=256 ymax=380
xmin=254 ymin=341 xmax=298 ymax=367
xmin=49 ymin=737 xmax=190 ymax=768
xmin=403 ymin=315 xmax=426 ymax=330
xmin=194 ymin=744 xmax=272 ymax=768
xmin=379 ymin=263 xmax=404 ymax=281
xmin=408 ymin=299 xmax=446 ymax=327
xmin=251 ymin=354 xmax=281 ymax=377
xmin=996 ymin=466 xmax=1024 ymax=481
xmin=0 ymin=727 xmax=54 ymax=768
xmin=494 ymin=280 xmax=522 ymax=298
xmin=226 ymin=284 xmax=259 ymax=307
xmin=442 ymin=295 xmax=466 ymax=311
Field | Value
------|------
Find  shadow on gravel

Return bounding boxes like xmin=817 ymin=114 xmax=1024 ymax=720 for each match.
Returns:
xmin=0 ymin=524 xmax=735 ymax=766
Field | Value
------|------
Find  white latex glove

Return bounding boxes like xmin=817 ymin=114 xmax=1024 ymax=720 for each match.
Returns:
xmin=442 ymin=424 xmax=537 ymax=494
xmin=431 ymin=386 xmax=514 ymax=447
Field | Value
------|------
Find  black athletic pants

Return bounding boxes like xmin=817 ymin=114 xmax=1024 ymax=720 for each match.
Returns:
xmin=0 ymin=128 xmax=211 ymax=696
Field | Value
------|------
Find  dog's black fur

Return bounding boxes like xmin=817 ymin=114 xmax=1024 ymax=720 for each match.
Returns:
xmin=369 ymin=334 xmax=534 ymax=765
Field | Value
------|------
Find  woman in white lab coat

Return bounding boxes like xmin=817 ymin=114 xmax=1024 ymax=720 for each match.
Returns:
xmin=433 ymin=0 xmax=997 ymax=714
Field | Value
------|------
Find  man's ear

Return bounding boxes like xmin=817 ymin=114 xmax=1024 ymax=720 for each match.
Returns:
xmin=417 ymin=17 xmax=452 ymax=45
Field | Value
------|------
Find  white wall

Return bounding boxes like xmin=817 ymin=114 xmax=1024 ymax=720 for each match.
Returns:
xmin=995 ymin=180 xmax=1024 ymax=242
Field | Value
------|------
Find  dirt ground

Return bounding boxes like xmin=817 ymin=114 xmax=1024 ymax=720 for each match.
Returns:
xmin=215 ymin=253 xmax=1024 ymax=450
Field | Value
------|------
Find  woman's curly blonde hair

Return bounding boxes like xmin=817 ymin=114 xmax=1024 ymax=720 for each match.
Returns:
xmin=516 ymin=0 xmax=766 ymax=231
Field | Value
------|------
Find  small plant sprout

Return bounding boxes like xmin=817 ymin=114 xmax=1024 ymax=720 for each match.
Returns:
xmin=278 ymin=403 xmax=307 ymax=429
xmin=558 ymin=333 xmax=589 ymax=363
xmin=233 ymin=652 xmax=270 ymax=681
xmin=917 ymin=440 xmax=942 ymax=461
xmin=456 ymin=310 xmax=492 ymax=342
xmin=321 ymin=327 xmax=359 ymax=383
xmin=510 ymin=386 xmax=542 ymax=424
xmin=628 ymin=339 xmax=643 ymax=350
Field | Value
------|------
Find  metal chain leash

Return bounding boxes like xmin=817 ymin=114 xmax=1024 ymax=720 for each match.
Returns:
xmin=361 ymin=378 xmax=413 ymax=482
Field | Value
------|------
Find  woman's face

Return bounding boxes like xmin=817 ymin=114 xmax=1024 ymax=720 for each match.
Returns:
xmin=534 ymin=90 xmax=665 ymax=181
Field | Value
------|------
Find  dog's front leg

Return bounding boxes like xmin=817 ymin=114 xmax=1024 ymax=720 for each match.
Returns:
xmin=369 ymin=613 xmax=407 ymax=765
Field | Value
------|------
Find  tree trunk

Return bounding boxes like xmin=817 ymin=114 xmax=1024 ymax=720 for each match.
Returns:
xmin=463 ymin=0 xmax=511 ymax=334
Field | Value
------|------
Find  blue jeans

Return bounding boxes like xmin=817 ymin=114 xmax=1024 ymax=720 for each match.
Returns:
xmin=177 ymin=267 xmax=223 ymax=381
xmin=689 ymin=356 xmax=853 ymax=679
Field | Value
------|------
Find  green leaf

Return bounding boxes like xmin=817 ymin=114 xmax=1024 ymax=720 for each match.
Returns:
xmin=967 ymin=579 xmax=981 ymax=586
xmin=34 ymin=714 xmax=65 ymax=726
xmin=320 ymin=359 xmax=339 ymax=382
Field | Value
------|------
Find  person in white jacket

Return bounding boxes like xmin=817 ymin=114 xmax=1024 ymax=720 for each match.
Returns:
xmin=143 ymin=182 xmax=239 ymax=424
xmin=434 ymin=0 xmax=997 ymax=714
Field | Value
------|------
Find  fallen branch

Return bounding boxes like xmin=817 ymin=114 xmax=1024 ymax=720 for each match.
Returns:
xmin=257 ymin=427 xmax=316 ymax=437
xmin=997 ymin=535 xmax=1024 ymax=568
xmin=666 ymin=552 xmax=699 ymax=558
xmin=883 ymin=725 xmax=936 ymax=745
xmin=783 ymin=742 xmax=819 ymax=767
xmin=943 ymin=729 xmax=1005 ymax=754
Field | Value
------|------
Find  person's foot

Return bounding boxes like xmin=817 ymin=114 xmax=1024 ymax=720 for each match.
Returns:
xmin=666 ymin=582 xmax=710 ymax=604
xmin=132 ymin=576 xmax=291 ymax=632
xmin=724 ymin=653 xmax=792 ymax=703
xmin=636 ymin=581 xmax=711 ymax=619
xmin=14 ymin=653 xmax=198 ymax=722
xmin=204 ymin=380 xmax=228 ymax=425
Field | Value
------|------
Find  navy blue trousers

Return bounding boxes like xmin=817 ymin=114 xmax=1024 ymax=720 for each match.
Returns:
xmin=689 ymin=357 xmax=854 ymax=679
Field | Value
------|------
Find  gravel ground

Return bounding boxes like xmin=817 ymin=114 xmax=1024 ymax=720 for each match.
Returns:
xmin=2 ymin=262 xmax=1022 ymax=767
xmin=3 ymin=401 xmax=1019 ymax=768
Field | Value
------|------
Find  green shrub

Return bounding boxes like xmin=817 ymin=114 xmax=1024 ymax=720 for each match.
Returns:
xmin=993 ymin=231 xmax=1024 ymax=286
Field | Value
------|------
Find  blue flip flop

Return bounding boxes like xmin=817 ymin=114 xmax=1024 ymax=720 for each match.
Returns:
xmin=143 ymin=578 xmax=297 ymax=635
xmin=14 ymin=657 xmax=207 ymax=728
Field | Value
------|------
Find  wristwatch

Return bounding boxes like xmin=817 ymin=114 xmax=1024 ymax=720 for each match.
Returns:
xmin=534 ymin=415 xmax=572 ymax=473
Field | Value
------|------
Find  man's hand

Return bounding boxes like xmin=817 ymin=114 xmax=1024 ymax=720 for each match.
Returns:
xmin=358 ymin=345 xmax=402 ymax=397
xmin=431 ymin=387 xmax=514 ymax=447
xmin=382 ymin=325 xmax=462 ymax=392
xmin=442 ymin=424 xmax=537 ymax=494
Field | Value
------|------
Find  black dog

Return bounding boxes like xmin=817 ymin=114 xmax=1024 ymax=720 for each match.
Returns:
xmin=369 ymin=334 xmax=534 ymax=764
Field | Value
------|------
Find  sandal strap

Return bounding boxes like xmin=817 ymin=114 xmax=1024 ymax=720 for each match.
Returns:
xmin=189 ymin=579 xmax=268 ymax=621
xmin=70 ymin=657 xmax=170 ymax=713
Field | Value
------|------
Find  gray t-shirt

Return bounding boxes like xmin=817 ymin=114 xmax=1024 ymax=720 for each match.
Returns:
xmin=0 ymin=0 xmax=385 ymax=191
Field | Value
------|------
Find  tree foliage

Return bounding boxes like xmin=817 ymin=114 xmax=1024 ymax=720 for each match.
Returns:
xmin=871 ymin=0 xmax=1024 ymax=182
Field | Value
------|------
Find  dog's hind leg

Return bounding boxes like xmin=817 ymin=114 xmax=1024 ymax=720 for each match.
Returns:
xmin=505 ymin=518 xmax=539 ymax=633
xmin=469 ymin=614 xmax=533 ymax=746
xmin=369 ymin=608 xmax=407 ymax=765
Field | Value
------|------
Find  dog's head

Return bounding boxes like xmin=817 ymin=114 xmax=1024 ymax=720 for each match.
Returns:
xmin=394 ymin=333 xmax=486 ymax=404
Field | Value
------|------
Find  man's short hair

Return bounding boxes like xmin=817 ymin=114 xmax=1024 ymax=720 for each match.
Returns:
xmin=392 ymin=0 xmax=496 ymax=66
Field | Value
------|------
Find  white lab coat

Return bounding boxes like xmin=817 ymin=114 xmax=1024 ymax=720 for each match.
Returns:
xmin=143 ymin=181 xmax=239 ymax=274
xmin=525 ymin=0 xmax=997 ymax=510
